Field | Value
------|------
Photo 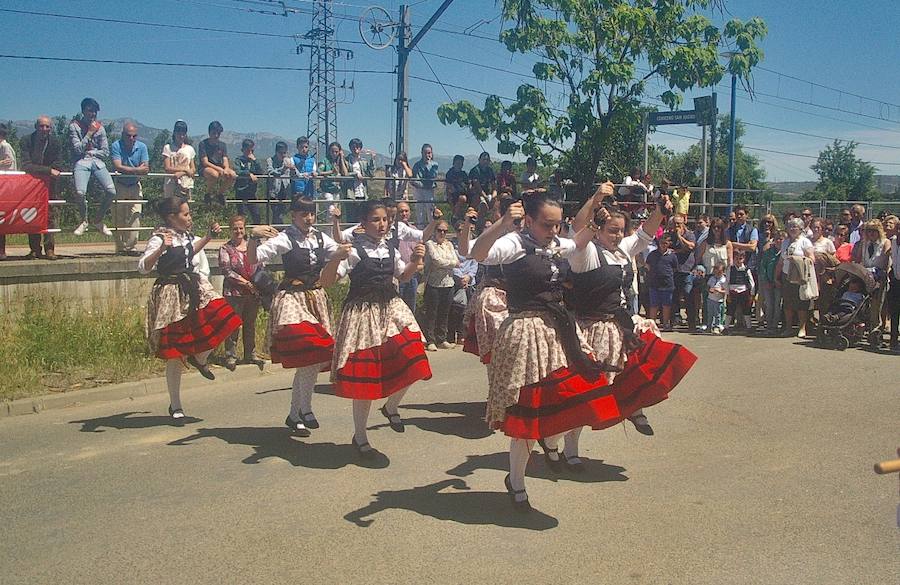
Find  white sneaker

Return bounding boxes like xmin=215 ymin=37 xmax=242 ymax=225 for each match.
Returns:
xmin=437 ymin=341 xmax=454 ymax=349
xmin=425 ymin=343 xmax=438 ymax=352
xmin=95 ymin=223 xmax=113 ymax=237
xmin=73 ymin=220 xmax=89 ymax=236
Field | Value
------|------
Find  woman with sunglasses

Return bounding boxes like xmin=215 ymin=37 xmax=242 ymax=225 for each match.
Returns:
xmin=852 ymin=219 xmax=890 ymax=344
xmin=421 ymin=220 xmax=460 ymax=350
xmin=698 ymin=218 xmax=734 ymax=326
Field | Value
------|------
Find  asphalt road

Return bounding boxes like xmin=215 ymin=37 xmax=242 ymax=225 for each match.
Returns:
xmin=1 ymin=333 xmax=898 ymax=585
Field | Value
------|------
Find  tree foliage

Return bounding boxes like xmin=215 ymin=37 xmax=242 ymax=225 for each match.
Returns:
xmin=810 ymin=140 xmax=878 ymax=202
xmin=437 ymin=0 xmax=766 ymax=201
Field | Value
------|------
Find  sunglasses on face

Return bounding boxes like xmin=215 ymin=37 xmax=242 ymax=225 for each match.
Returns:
xmin=435 ymin=229 xmax=448 ymax=233
xmin=802 ymin=212 xmax=812 ymax=216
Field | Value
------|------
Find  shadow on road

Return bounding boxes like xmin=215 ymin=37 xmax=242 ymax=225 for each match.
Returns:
xmin=367 ymin=401 xmax=493 ymax=440
xmin=70 ymin=411 xmax=202 ymax=432
xmin=344 ymin=478 xmax=558 ymax=530
xmin=166 ymin=426 xmax=390 ymax=469
xmin=255 ymin=383 xmax=334 ymax=396
xmin=446 ymin=452 xmax=629 ymax=484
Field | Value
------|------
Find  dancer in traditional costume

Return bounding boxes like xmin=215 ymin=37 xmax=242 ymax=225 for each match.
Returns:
xmin=139 ymin=196 xmax=242 ymax=419
xmin=471 ymin=195 xmax=621 ymax=511
xmin=330 ymin=200 xmax=432 ymax=457
xmin=248 ymin=198 xmax=348 ymax=436
xmin=533 ymin=185 xmax=697 ymax=471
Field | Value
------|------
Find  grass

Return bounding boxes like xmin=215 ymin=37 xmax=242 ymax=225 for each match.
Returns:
xmin=1 ymin=283 xmax=355 ymax=402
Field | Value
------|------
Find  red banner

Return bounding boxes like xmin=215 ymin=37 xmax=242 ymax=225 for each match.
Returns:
xmin=0 ymin=173 xmax=50 ymax=235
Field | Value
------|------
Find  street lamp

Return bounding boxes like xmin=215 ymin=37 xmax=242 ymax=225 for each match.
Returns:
xmin=721 ymin=51 xmax=739 ymax=215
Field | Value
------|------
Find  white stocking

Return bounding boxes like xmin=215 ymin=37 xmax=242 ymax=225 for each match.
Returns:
xmin=383 ymin=385 xmax=410 ymax=415
xmin=541 ymin=433 xmax=563 ymax=461
xmin=166 ymin=359 xmax=183 ymax=410
xmin=289 ymin=365 xmax=320 ymax=418
xmin=562 ymin=427 xmax=583 ymax=459
xmin=352 ymin=399 xmax=372 ymax=445
xmin=509 ymin=438 xmax=535 ymax=494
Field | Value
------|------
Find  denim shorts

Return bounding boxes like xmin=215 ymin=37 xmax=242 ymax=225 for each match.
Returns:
xmin=649 ymin=287 xmax=674 ymax=307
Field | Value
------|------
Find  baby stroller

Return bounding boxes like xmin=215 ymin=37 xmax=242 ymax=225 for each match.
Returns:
xmin=815 ymin=263 xmax=879 ymax=351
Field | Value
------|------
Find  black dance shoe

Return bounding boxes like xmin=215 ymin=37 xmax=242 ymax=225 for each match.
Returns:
xmin=240 ymin=357 xmax=266 ymax=371
xmin=168 ymin=405 xmax=185 ymax=420
xmin=284 ymin=415 xmax=311 ymax=437
xmin=536 ymin=438 xmax=562 ymax=472
xmin=300 ymin=411 xmax=320 ymax=430
xmin=186 ymin=356 xmax=215 ymax=380
xmin=627 ymin=413 xmax=655 ymax=436
xmin=559 ymin=452 xmax=585 ymax=473
xmin=504 ymin=474 xmax=532 ymax=512
xmin=379 ymin=406 xmax=405 ymax=433
xmin=352 ymin=436 xmax=375 ymax=459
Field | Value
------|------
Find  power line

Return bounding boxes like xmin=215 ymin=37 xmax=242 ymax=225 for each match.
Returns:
xmin=0 ymin=53 xmax=392 ymax=74
xmin=654 ymin=129 xmax=900 ymax=167
xmin=742 ymin=122 xmax=900 ymax=150
xmin=755 ymin=65 xmax=900 ymax=110
xmin=414 ymin=48 xmax=485 ymax=152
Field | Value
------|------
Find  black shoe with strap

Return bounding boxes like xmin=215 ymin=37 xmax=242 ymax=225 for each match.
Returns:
xmin=379 ymin=405 xmax=405 ymax=433
xmin=284 ymin=415 xmax=311 ymax=437
xmin=352 ymin=436 xmax=375 ymax=459
xmin=536 ymin=438 xmax=562 ymax=472
xmin=504 ymin=474 xmax=532 ymax=512
xmin=627 ymin=413 xmax=655 ymax=436
xmin=300 ymin=411 xmax=320 ymax=430
xmin=186 ymin=356 xmax=215 ymax=380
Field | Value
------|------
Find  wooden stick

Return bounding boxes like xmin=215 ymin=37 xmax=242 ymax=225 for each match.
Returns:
xmin=874 ymin=458 xmax=900 ymax=474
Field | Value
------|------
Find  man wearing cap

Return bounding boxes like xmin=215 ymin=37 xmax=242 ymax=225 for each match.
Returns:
xmin=111 ymin=122 xmax=149 ymax=255
xmin=19 ymin=116 xmax=65 ymax=260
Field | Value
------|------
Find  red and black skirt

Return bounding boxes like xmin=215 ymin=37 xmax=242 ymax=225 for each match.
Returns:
xmin=500 ymin=367 xmax=621 ymax=439
xmin=331 ymin=297 xmax=432 ymax=400
xmin=268 ymin=288 xmax=335 ymax=369
xmin=156 ymin=298 xmax=242 ymax=359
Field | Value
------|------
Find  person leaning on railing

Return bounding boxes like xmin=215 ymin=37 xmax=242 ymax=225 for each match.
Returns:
xmin=110 ymin=122 xmax=150 ymax=256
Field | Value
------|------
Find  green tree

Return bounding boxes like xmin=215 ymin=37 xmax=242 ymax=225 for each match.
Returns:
xmin=150 ymin=130 xmax=171 ymax=172
xmin=437 ymin=0 xmax=767 ymax=201
xmin=810 ymin=140 xmax=878 ymax=202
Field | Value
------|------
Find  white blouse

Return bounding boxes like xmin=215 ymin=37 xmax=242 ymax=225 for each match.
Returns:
xmin=254 ymin=227 xmax=338 ymax=265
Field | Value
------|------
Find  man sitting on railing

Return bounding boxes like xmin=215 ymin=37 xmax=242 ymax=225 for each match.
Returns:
xmin=68 ymin=97 xmax=117 ymax=237
xmin=111 ymin=122 xmax=149 ymax=256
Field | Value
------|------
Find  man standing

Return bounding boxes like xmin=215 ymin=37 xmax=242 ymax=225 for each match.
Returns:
xmin=265 ymin=141 xmax=292 ymax=224
xmin=411 ymin=143 xmax=438 ymax=227
xmin=68 ymin=97 xmax=117 ymax=236
xmin=668 ymin=214 xmax=696 ymax=327
xmin=111 ymin=122 xmax=149 ymax=255
xmin=727 ymin=206 xmax=759 ymax=268
xmin=18 ymin=116 xmax=63 ymax=260
xmin=848 ymin=204 xmax=865 ymax=245
xmin=234 ymin=138 xmax=263 ymax=224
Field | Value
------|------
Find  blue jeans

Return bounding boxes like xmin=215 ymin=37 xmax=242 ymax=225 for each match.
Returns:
xmin=706 ymin=298 xmax=725 ymax=329
xmin=72 ymin=158 xmax=117 ymax=222
xmin=399 ymin=275 xmax=418 ymax=312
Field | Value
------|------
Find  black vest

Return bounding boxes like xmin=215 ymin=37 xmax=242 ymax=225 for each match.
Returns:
xmin=504 ymin=234 xmax=569 ymax=312
xmin=567 ymin=241 xmax=627 ymax=318
xmin=282 ymin=226 xmax=326 ymax=286
xmin=345 ymin=239 xmax=399 ymax=304
xmin=476 ymin=263 xmax=506 ymax=289
xmin=156 ymin=234 xmax=195 ymax=276
xmin=729 ymin=265 xmax=751 ymax=287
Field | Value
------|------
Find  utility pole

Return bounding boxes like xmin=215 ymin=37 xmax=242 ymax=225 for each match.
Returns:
xmin=709 ymin=91 xmax=718 ymax=209
xmin=394 ymin=0 xmax=455 ymax=156
xmin=305 ymin=0 xmax=343 ymax=159
xmin=727 ymin=71 xmax=737 ymax=214
xmin=701 ymin=124 xmax=708 ymax=214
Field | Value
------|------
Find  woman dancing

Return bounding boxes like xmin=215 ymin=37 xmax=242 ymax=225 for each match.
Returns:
xmin=330 ymin=200 xmax=432 ymax=457
xmin=471 ymin=194 xmax=622 ymax=511
xmin=248 ymin=198 xmax=347 ymax=436
xmin=138 ymin=196 xmax=242 ymax=419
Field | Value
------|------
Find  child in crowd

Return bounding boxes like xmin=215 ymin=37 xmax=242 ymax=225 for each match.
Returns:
xmin=822 ymin=276 xmax=866 ymax=326
xmin=346 ymin=138 xmax=375 ymax=222
xmin=725 ymin=249 xmax=755 ymax=332
xmin=198 ymin=120 xmax=236 ymax=205
xmin=290 ymin=136 xmax=317 ymax=200
xmin=162 ymin=120 xmax=196 ymax=200
xmin=233 ymin=139 xmax=262 ymax=224
xmin=703 ymin=263 xmax=728 ymax=334
xmin=646 ymin=233 xmax=679 ymax=331
xmin=497 ymin=160 xmax=516 ymax=196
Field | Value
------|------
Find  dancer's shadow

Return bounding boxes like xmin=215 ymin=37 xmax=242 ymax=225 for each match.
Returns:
xmin=70 ymin=411 xmax=202 ymax=433
xmin=368 ymin=402 xmax=494 ymax=440
xmin=446 ymin=452 xmax=629 ymax=484
xmin=344 ymin=478 xmax=557 ymax=530
xmin=167 ymin=426 xmax=389 ymax=469
xmin=255 ymin=383 xmax=335 ymax=396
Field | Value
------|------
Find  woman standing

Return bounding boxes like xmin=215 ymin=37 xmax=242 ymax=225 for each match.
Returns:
xmin=852 ymin=219 xmax=890 ymax=339
xmin=774 ymin=218 xmax=816 ymax=337
xmin=162 ymin=120 xmax=196 ymax=200
xmin=698 ymin=218 xmax=733 ymax=327
xmin=330 ymin=200 xmax=431 ymax=457
xmin=219 ymin=215 xmax=265 ymax=372
xmin=421 ymin=220 xmax=460 ymax=350
xmin=471 ymin=195 xmax=621 ymax=511
xmin=139 ymin=197 xmax=242 ymax=419
xmin=563 ymin=185 xmax=695 ymax=439
xmin=248 ymin=198 xmax=345 ymax=435
xmin=385 ymin=151 xmax=412 ymax=200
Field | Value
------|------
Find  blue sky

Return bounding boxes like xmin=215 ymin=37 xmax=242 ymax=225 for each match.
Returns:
xmin=1 ymin=0 xmax=898 ymax=181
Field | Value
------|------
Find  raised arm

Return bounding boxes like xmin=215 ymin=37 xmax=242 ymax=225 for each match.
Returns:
xmin=572 ymin=181 xmax=614 ymax=233
xmin=319 ymin=243 xmax=352 ymax=287
xmin=457 ymin=207 xmax=478 ymax=256
xmin=470 ymin=201 xmax=524 ymax=262
xmin=193 ymin=223 xmax=222 ymax=254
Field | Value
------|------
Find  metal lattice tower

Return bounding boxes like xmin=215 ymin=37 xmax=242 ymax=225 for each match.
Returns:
xmin=306 ymin=0 xmax=337 ymax=159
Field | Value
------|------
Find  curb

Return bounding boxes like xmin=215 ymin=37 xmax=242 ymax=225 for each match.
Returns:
xmin=1 ymin=363 xmax=278 ymax=418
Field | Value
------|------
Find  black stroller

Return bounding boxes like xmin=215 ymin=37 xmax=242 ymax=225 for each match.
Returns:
xmin=815 ymin=263 xmax=880 ymax=351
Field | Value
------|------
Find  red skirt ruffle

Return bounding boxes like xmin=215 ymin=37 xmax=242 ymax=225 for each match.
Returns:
xmin=599 ymin=330 xmax=697 ymax=429
xmin=156 ymin=298 xmax=242 ymax=359
xmin=500 ymin=368 xmax=620 ymax=439
xmin=271 ymin=322 xmax=334 ymax=369
xmin=333 ymin=326 xmax=433 ymax=400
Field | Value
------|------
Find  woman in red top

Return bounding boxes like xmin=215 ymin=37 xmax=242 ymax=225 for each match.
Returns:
xmin=833 ymin=224 xmax=854 ymax=263
xmin=219 ymin=215 xmax=265 ymax=371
